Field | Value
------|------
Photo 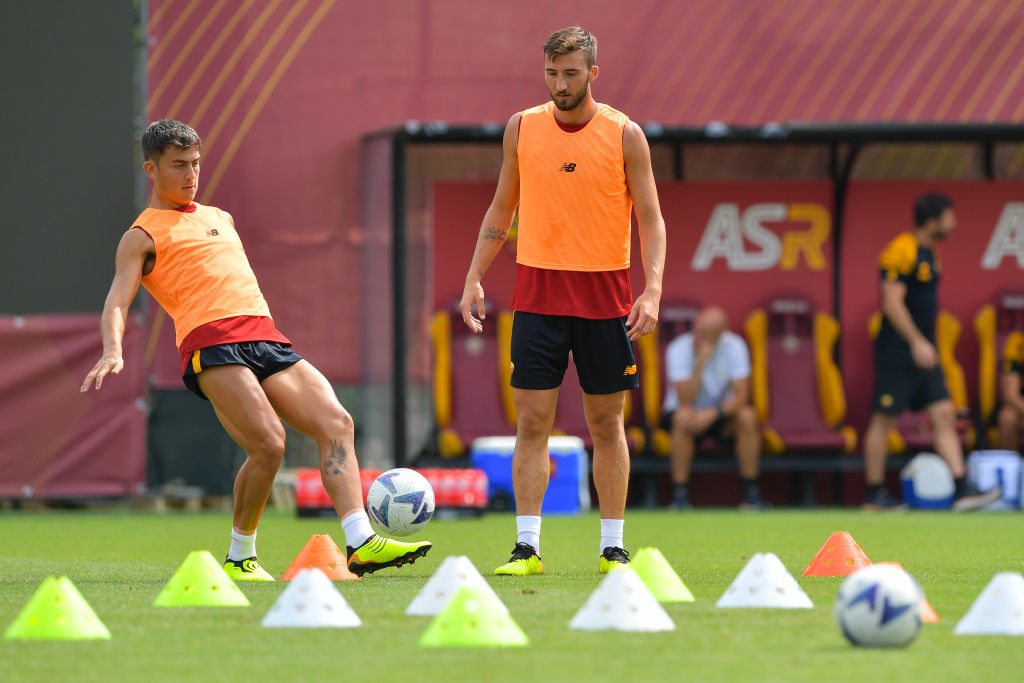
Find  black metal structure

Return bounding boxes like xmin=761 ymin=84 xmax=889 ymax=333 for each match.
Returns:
xmin=0 ymin=0 xmax=144 ymax=314
xmin=363 ymin=121 xmax=1024 ymax=466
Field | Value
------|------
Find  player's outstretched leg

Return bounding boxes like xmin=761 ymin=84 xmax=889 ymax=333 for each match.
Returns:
xmin=494 ymin=542 xmax=543 ymax=576
xmin=346 ymin=535 xmax=432 ymax=577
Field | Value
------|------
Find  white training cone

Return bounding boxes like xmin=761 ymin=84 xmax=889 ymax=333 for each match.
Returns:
xmin=569 ymin=567 xmax=675 ymax=632
xmin=954 ymin=572 xmax=1024 ymax=636
xmin=716 ymin=552 xmax=813 ymax=609
xmin=406 ymin=555 xmax=508 ymax=616
xmin=261 ymin=567 xmax=361 ymax=628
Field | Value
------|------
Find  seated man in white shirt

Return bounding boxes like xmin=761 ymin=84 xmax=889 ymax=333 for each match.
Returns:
xmin=661 ymin=306 xmax=768 ymax=510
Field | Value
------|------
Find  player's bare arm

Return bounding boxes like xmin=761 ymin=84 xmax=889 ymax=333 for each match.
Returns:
xmin=880 ymin=279 xmax=937 ymax=369
xmin=722 ymin=376 xmax=750 ymax=417
xmin=80 ymin=228 xmax=155 ymax=392
xmin=459 ymin=113 xmax=521 ymax=333
xmin=674 ymin=376 xmax=700 ymax=410
xmin=999 ymin=371 xmax=1024 ymax=413
xmin=623 ymin=120 xmax=666 ymax=341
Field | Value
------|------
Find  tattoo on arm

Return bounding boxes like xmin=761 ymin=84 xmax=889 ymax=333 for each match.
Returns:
xmin=322 ymin=439 xmax=348 ymax=476
xmin=483 ymin=226 xmax=507 ymax=242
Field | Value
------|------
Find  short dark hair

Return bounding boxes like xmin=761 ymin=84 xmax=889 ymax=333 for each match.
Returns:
xmin=141 ymin=119 xmax=202 ymax=162
xmin=914 ymin=192 xmax=954 ymax=226
xmin=544 ymin=26 xmax=597 ymax=69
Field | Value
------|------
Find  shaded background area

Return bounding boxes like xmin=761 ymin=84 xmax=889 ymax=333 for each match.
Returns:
xmin=0 ymin=0 xmax=146 ymax=497
xmin=0 ymin=0 xmax=141 ymax=314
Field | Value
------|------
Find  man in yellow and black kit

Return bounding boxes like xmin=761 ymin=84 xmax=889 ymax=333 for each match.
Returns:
xmin=862 ymin=192 xmax=1001 ymax=510
xmin=994 ymin=331 xmax=1024 ymax=450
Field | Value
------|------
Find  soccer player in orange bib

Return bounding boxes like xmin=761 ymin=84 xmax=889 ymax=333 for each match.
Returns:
xmin=82 ymin=120 xmax=430 ymax=579
xmin=460 ymin=27 xmax=666 ymax=575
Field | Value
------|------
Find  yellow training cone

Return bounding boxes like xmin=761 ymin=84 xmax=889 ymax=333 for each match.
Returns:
xmin=632 ymin=548 xmax=695 ymax=602
xmin=4 ymin=577 xmax=111 ymax=640
xmin=154 ymin=550 xmax=250 ymax=607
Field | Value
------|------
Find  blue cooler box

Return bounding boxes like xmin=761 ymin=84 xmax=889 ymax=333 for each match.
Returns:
xmin=899 ymin=452 xmax=954 ymax=509
xmin=966 ymin=450 xmax=1022 ymax=510
xmin=470 ymin=436 xmax=590 ymax=514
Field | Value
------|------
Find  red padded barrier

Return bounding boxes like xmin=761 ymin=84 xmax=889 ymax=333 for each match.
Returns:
xmin=0 ymin=314 xmax=146 ymax=498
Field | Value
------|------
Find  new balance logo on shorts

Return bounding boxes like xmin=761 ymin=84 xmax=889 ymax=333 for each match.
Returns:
xmin=558 ymin=162 xmax=577 ymax=172
xmin=622 ymin=364 xmax=637 ymax=376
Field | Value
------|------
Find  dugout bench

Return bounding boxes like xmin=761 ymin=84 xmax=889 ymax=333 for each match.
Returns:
xmin=629 ymin=452 xmax=914 ymax=508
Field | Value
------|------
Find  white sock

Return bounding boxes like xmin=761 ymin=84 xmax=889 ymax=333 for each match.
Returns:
xmin=341 ymin=510 xmax=375 ymax=549
xmin=227 ymin=529 xmax=257 ymax=561
xmin=600 ymin=518 xmax=624 ymax=553
xmin=516 ymin=515 xmax=542 ymax=553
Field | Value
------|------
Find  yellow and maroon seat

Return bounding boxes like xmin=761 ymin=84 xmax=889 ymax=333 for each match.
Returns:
xmin=974 ymin=291 xmax=1024 ymax=447
xmin=429 ymin=304 xmax=515 ymax=458
xmin=639 ymin=301 xmax=702 ymax=458
xmin=745 ymin=297 xmax=857 ymax=456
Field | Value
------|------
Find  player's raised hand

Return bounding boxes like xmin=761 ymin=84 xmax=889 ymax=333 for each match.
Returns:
xmin=81 ymin=351 xmax=123 ymax=392
xmin=694 ymin=337 xmax=715 ymax=365
xmin=627 ymin=289 xmax=660 ymax=341
xmin=460 ymin=280 xmax=486 ymax=333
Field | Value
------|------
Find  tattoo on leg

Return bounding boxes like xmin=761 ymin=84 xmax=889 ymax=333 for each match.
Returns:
xmin=322 ymin=439 xmax=348 ymax=476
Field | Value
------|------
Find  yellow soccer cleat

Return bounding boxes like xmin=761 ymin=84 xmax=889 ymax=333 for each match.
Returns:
xmin=223 ymin=557 xmax=275 ymax=581
xmin=494 ymin=542 xmax=543 ymax=576
xmin=346 ymin=535 xmax=432 ymax=577
xmin=598 ymin=546 xmax=630 ymax=574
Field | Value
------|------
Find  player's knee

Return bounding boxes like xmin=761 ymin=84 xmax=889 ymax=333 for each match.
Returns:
xmin=931 ymin=402 xmax=956 ymax=429
xmin=867 ymin=413 xmax=896 ymax=433
xmin=671 ymin=407 xmax=688 ymax=428
xmin=997 ymin=405 xmax=1019 ymax=430
xmin=587 ymin=410 xmax=624 ymax=445
xmin=248 ymin=424 xmax=286 ymax=466
xmin=671 ymin=406 xmax=696 ymax=434
xmin=516 ymin=407 xmax=552 ymax=441
xmin=735 ymin=404 xmax=759 ymax=432
xmin=329 ymin=407 xmax=355 ymax=441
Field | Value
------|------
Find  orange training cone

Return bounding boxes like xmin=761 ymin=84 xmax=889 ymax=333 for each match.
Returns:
xmin=878 ymin=561 xmax=939 ymax=622
xmin=802 ymin=531 xmax=872 ymax=576
xmin=281 ymin=534 xmax=359 ymax=581
xmin=919 ymin=597 xmax=940 ymax=623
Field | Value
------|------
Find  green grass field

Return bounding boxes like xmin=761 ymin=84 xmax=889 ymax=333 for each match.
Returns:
xmin=1 ymin=508 xmax=1022 ymax=682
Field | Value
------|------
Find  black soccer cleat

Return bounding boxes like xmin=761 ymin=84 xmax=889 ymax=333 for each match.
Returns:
xmin=599 ymin=546 xmax=631 ymax=574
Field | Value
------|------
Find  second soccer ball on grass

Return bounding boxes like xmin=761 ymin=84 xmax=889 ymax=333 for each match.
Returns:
xmin=834 ymin=564 xmax=923 ymax=648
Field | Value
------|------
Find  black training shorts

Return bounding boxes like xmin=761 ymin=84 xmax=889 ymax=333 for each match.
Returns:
xmin=871 ymin=348 xmax=949 ymax=415
xmin=510 ymin=311 xmax=638 ymax=395
xmin=659 ymin=410 xmax=731 ymax=442
xmin=182 ymin=341 xmax=303 ymax=400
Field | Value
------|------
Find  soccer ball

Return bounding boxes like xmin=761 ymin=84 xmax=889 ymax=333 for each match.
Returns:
xmin=834 ymin=564 xmax=923 ymax=647
xmin=366 ymin=468 xmax=435 ymax=537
